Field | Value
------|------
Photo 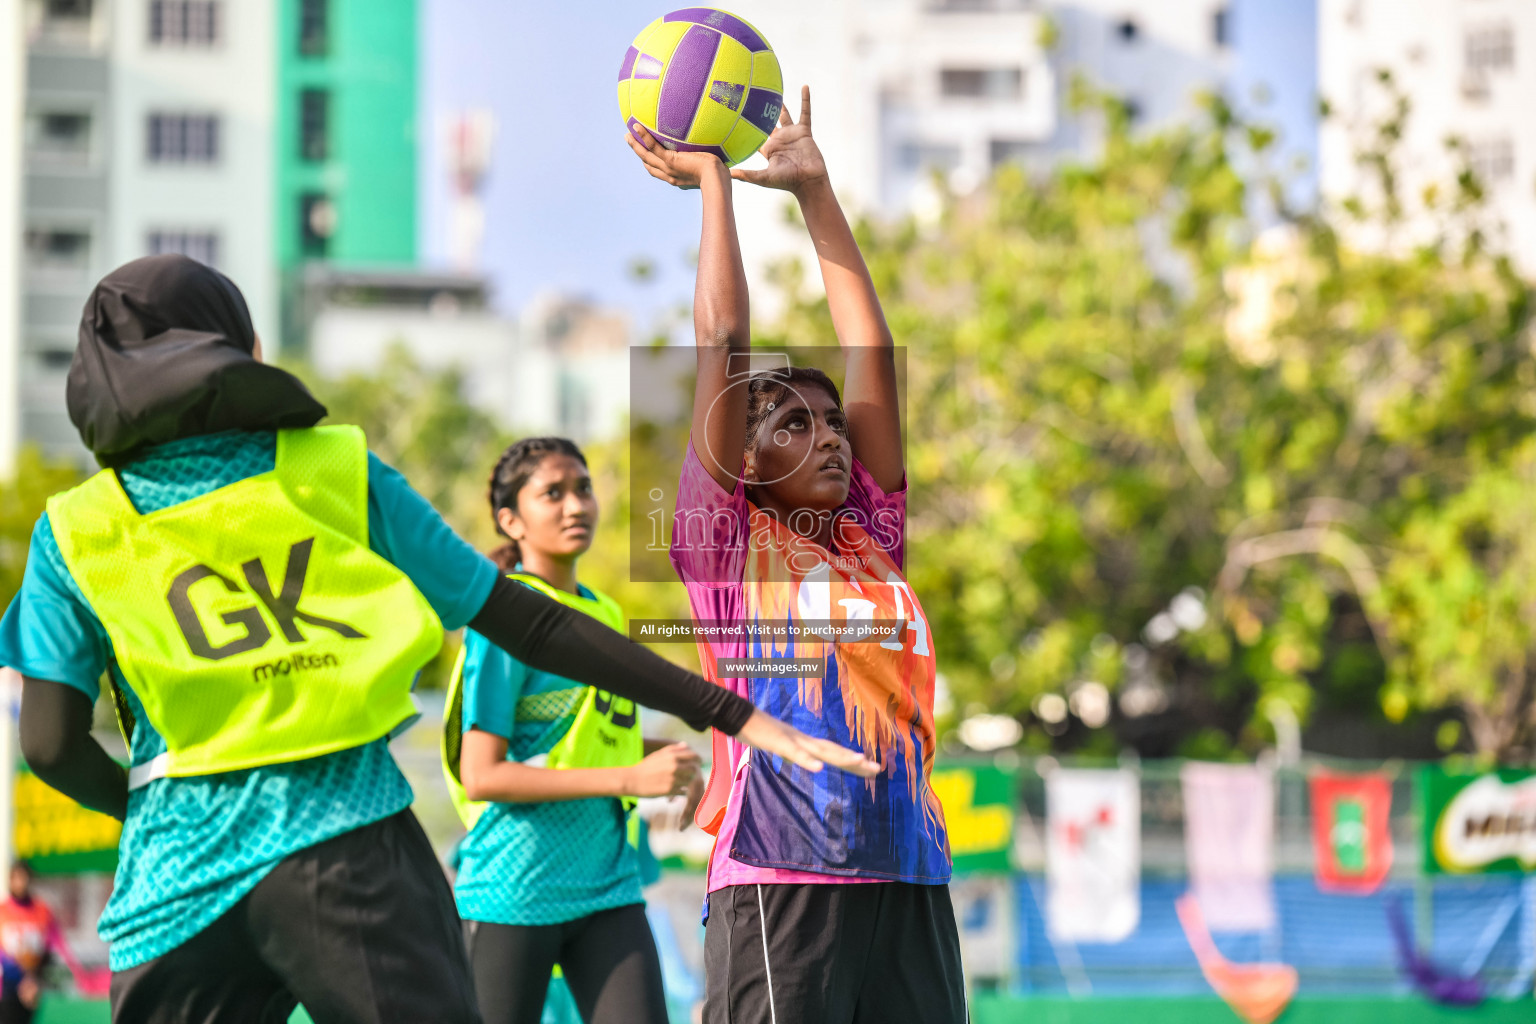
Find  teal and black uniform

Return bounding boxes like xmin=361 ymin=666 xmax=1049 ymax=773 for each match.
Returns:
xmin=452 ymin=573 xmax=670 ymax=1024
xmin=454 ymin=588 xmax=643 ymax=925
xmin=0 ymin=430 xmax=494 ymax=972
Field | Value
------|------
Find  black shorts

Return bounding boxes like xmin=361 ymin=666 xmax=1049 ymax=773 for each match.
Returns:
xmin=110 ymin=810 xmax=478 ymax=1024
xmin=464 ymin=904 xmax=667 ymax=1024
xmin=703 ymin=881 xmax=967 ymax=1024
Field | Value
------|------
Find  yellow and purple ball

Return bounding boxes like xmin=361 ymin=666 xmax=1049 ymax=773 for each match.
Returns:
xmin=618 ymin=8 xmax=783 ymax=168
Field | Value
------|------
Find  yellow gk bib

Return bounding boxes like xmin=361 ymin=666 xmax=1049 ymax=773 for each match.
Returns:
xmin=47 ymin=426 xmax=443 ymax=786
xmin=442 ymin=573 xmax=642 ymax=829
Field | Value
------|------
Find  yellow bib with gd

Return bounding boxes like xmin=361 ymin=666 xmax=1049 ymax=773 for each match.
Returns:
xmin=442 ymin=572 xmax=642 ymax=830
xmin=46 ymin=426 xmax=443 ymax=786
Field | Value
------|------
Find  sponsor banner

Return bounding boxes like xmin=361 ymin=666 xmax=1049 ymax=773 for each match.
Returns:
xmin=1418 ymin=765 xmax=1536 ymax=875
xmin=1046 ymin=768 xmax=1140 ymax=943
xmin=1182 ymin=762 xmax=1276 ymax=931
xmin=14 ymin=766 xmax=120 ymax=875
xmin=1309 ymin=771 xmax=1392 ymax=894
xmin=930 ymin=764 xmax=1016 ymax=874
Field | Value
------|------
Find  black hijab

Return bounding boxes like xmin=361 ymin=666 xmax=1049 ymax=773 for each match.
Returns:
xmin=67 ymin=254 xmax=327 ymax=467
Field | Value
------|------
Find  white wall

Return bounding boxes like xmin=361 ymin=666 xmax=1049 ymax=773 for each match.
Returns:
xmin=108 ymin=0 xmax=277 ymax=345
xmin=0 ymin=2 xmax=23 ymax=477
xmin=1319 ymin=0 xmax=1536 ymax=272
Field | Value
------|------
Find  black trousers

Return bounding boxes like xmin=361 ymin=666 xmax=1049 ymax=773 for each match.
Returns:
xmin=464 ymin=904 xmax=668 ymax=1024
xmin=110 ymin=810 xmax=479 ymax=1024
xmin=703 ymin=882 xmax=968 ymax=1024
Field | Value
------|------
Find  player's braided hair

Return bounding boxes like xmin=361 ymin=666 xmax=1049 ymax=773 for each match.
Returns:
xmin=486 ymin=437 xmax=588 ymax=573
xmin=742 ymin=366 xmax=843 ymax=457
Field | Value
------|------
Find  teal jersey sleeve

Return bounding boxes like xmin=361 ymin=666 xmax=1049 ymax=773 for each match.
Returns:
xmin=0 ymin=514 xmax=109 ymax=701
xmin=365 ymin=452 xmax=498 ymax=630
xmin=460 ymin=628 xmax=530 ymax=741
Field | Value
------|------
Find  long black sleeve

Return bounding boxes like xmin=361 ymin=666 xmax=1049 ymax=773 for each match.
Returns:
xmin=19 ymin=677 xmax=129 ymax=822
xmin=467 ymin=575 xmax=754 ymax=735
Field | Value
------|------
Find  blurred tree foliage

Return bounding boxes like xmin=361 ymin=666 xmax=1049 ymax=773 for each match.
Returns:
xmin=0 ymin=448 xmax=85 ymax=610
xmin=763 ymin=74 xmax=1536 ymax=760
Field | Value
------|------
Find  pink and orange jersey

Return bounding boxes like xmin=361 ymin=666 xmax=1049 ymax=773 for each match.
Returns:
xmin=0 ymin=896 xmax=58 ymax=975
xmin=670 ymin=441 xmax=951 ymax=895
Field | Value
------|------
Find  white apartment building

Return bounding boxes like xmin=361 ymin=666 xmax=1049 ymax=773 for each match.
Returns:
xmin=1319 ymin=0 xmax=1536 ymax=273
xmin=108 ymin=0 xmax=276 ymax=344
xmin=1 ymin=4 xmax=24 ymax=477
xmin=15 ymin=0 xmax=275 ymax=464
xmin=306 ymin=270 xmax=632 ymax=443
xmin=711 ymin=0 xmax=1317 ymax=312
xmin=1050 ymin=0 xmax=1232 ymax=146
xmin=722 ymin=0 xmax=1055 ymax=311
xmin=21 ymin=0 xmax=113 ymax=460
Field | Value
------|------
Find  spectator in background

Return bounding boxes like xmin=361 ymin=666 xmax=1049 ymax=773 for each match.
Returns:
xmin=0 ymin=861 xmax=88 ymax=1023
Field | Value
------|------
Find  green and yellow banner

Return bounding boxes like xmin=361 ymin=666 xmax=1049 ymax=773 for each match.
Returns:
xmin=14 ymin=766 xmax=120 ymax=875
xmin=1417 ymin=765 xmax=1535 ymax=875
xmin=931 ymin=764 xmax=1016 ymax=873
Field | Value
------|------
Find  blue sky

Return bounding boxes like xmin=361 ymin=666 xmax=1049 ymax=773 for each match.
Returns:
xmin=420 ymin=0 xmax=706 ymax=325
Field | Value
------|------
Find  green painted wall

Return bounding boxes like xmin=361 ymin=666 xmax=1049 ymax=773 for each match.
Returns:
xmin=276 ymin=0 xmax=417 ymax=268
xmin=971 ymin=996 xmax=1536 ymax=1024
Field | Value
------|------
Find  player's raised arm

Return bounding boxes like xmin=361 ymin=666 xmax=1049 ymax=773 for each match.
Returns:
xmin=626 ymin=128 xmax=750 ymax=495
xmin=733 ymin=86 xmax=904 ymax=493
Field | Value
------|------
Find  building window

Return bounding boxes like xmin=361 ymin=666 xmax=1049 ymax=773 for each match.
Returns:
xmin=897 ymin=140 xmax=962 ymax=173
xmin=300 ymin=89 xmax=329 ymax=161
xmin=31 ymin=0 xmax=96 ymax=48
xmin=147 ymin=113 xmax=221 ymax=163
xmin=1122 ymin=96 xmax=1144 ymax=124
xmin=1213 ymin=6 xmax=1231 ymax=49
xmin=147 ymin=230 xmax=221 ymax=267
xmin=24 ymin=227 xmax=92 ymax=275
xmin=299 ymin=0 xmax=328 ymax=56
xmin=300 ymin=193 xmax=335 ymax=257
xmin=149 ymin=0 xmax=220 ymax=46
xmin=1115 ymin=17 xmax=1140 ymax=43
xmin=940 ymin=67 xmax=1024 ymax=100
xmin=1468 ymin=137 xmax=1514 ymax=184
xmin=26 ymin=110 xmax=92 ymax=166
xmin=990 ymin=139 xmax=1035 ymax=166
xmin=1464 ymin=24 xmax=1514 ymax=73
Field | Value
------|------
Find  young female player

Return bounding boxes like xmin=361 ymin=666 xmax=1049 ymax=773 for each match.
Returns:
xmin=628 ymin=87 xmax=966 ymax=1023
xmin=443 ymin=436 xmax=700 ymax=1024
xmin=0 ymin=254 xmax=877 ymax=1024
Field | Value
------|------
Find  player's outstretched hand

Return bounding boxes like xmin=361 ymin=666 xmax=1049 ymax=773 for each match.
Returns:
xmin=731 ymin=85 xmax=827 ymax=195
xmin=735 ymin=709 xmax=881 ymax=777
xmin=626 ymin=125 xmax=725 ymax=190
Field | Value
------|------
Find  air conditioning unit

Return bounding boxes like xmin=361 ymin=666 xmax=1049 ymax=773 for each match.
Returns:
xmin=1460 ymin=69 xmax=1490 ymax=101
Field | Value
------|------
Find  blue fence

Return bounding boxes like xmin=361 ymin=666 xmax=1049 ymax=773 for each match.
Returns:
xmin=1010 ymin=874 xmax=1536 ymax=997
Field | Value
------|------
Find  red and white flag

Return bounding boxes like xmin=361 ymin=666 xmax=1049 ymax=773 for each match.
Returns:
xmin=1182 ymin=762 xmax=1276 ymax=931
xmin=1310 ymin=771 xmax=1392 ymax=893
xmin=1047 ymin=769 xmax=1140 ymax=943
